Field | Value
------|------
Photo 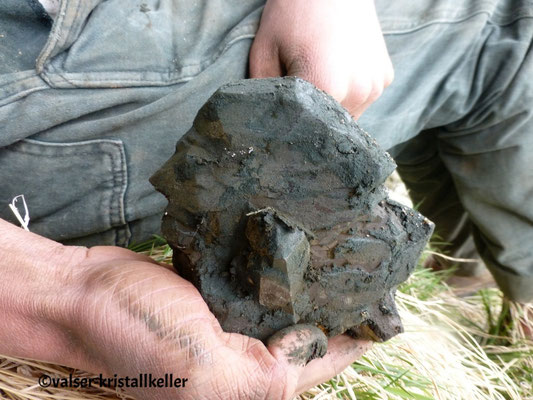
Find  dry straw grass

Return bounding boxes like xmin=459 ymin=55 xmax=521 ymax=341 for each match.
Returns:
xmin=299 ymin=275 xmax=533 ymax=400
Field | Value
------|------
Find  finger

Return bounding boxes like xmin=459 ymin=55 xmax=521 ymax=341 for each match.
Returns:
xmin=249 ymin=38 xmax=284 ymax=78
xmin=346 ymin=92 xmax=375 ymax=121
xmin=267 ymin=324 xmax=328 ymax=366
xmin=337 ymin=77 xmax=375 ymax=120
xmin=295 ymin=335 xmax=372 ymax=394
xmin=267 ymin=324 xmax=328 ymax=395
xmin=287 ymin=58 xmax=351 ymax=107
xmin=346 ymin=59 xmax=394 ymax=120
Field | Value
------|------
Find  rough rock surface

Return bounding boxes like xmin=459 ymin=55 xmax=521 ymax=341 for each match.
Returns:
xmin=150 ymin=77 xmax=434 ymax=342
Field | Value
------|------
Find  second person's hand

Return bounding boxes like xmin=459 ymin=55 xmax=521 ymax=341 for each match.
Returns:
xmin=250 ymin=0 xmax=394 ymax=119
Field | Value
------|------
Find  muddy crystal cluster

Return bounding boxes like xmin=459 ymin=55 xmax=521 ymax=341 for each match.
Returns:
xmin=150 ymin=77 xmax=434 ymax=342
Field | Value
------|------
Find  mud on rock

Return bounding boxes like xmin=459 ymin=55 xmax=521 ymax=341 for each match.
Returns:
xmin=150 ymin=77 xmax=434 ymax=342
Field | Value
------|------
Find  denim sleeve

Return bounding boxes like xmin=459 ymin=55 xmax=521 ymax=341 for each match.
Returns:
xmin=0 ymin=0 xmax=264 ymax=246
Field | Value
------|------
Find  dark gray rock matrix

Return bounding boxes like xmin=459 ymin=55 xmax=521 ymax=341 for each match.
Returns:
xmin=151 ymin=77 xmax=433 ymax=342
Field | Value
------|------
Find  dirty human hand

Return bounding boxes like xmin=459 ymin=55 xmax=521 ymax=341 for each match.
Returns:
xmin=250 ymin=0 xmax=394 ymax=119
xmin=0 ymin=219 xmax=371 ymax=400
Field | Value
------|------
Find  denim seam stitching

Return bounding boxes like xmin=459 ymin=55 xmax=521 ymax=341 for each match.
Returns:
xmin=12 ymin=138 xmax=130 ymax=244
xmin=103 ymin=140 xmax=129 ymax=246
xmin=40 ymin=25 xmax=257 ymax=87
xmin=0 ymin=82 xmax=49 ymax=107
xmin=47 ymin=30 xmax=255 ymax=77
xmin=382 ymin=10 xmax=533 ymax=35
xmin=36 ymin=0 xmax=80 ymax=72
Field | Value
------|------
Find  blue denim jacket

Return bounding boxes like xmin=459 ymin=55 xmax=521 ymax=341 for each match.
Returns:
xmin=0 ymin=0 xmax=264 ymax=246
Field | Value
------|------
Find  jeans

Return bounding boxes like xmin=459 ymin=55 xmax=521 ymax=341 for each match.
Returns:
xmin=1 ymin=0 xmax=532 ymax=302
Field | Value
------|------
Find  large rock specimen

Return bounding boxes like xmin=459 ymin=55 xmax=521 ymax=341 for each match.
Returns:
xmin=150 ymin=77 xmax=433 ymax=342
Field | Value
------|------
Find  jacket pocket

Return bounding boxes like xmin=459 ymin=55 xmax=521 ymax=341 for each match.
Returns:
xmin=0 ymin=138 xmax=130 ymax=246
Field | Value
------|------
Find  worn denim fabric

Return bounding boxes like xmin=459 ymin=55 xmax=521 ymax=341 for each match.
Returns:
xmin=1 ymin=0 xmax=532 ymax=301
xmin=358 ymin=0 xmax=533 ymax=302
xmin=0 ymin=0 xmax=264 ymax=246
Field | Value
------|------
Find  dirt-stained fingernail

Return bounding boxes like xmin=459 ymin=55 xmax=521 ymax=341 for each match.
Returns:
xmin=267 ymin=324 xmax=328 ymax=366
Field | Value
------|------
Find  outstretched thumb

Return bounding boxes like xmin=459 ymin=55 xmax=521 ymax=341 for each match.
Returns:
xmin=267 ymin=324 xmax=328 ymax=367
xmin=267 ymin=324 xmax=328 ymax=398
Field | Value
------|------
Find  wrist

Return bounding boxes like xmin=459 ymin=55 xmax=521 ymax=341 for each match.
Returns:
xmin=0 ymin=219 xmax=91 ymax=368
